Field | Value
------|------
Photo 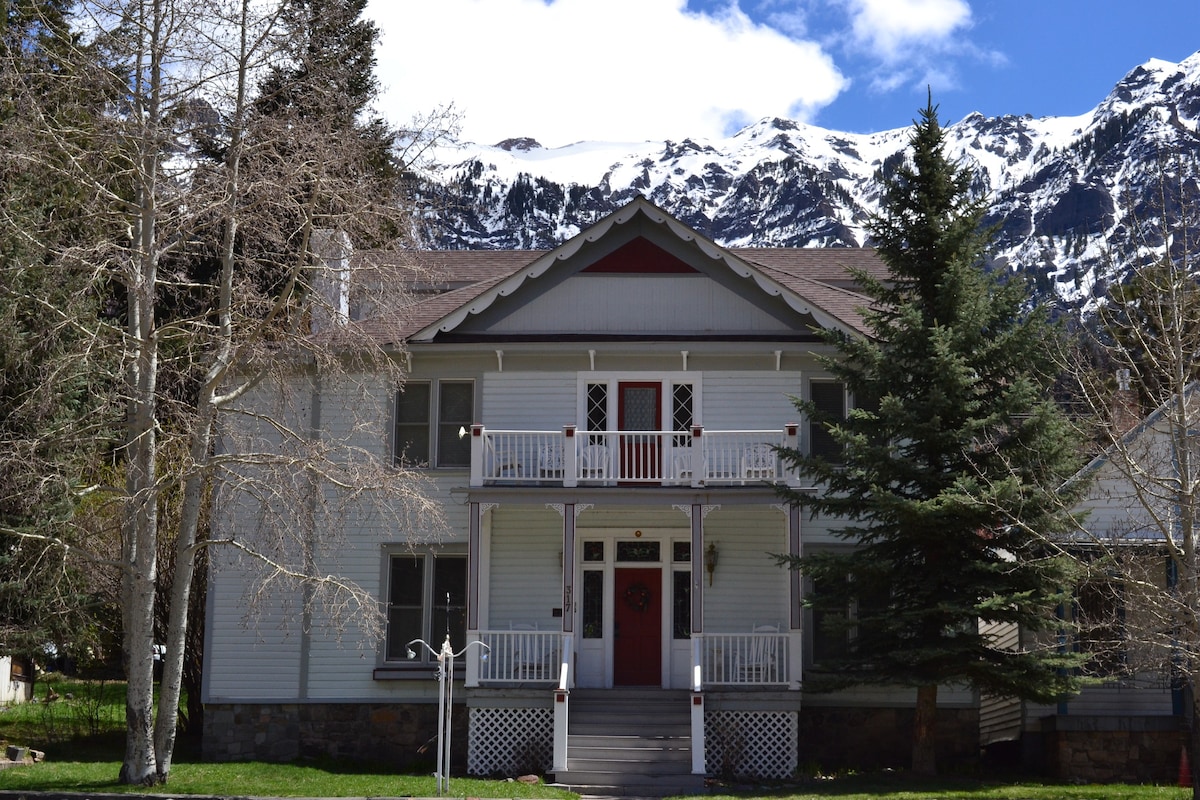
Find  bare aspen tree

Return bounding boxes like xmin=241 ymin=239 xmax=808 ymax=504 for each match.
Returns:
xmin=7 ymin=0 xmax=458 ymax=783
xmin=1064 ymin=161 xmax=1200 ymax=797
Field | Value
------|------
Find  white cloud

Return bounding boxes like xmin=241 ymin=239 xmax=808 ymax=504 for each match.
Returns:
xmin=830 ymin=0 xmax=975 ymax=96
xmin=367 ymin=0 xmax=846 ymax=148
xmin=843 ymin=0 xmax=972 ymax=61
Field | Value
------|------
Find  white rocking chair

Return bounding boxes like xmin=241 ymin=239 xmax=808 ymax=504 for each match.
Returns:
xmin=735 ymin=623 xmax=780 ymax=683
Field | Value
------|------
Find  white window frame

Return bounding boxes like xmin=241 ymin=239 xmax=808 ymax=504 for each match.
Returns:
xmin=392 ymin=379 xmax=476 ymax=468
xmin=381 ymin=546 xmax=468 ymax=666
xmin=576 ymin=372 xmax=702 ymax=431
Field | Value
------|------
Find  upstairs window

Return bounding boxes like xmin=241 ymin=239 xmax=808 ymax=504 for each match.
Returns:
xmin=809 ymin=381 xmax=846 ymax=460
xmin=394 ymin=382 xmax=431 ymax=466
xmin=393 ymin=380 xmax=474 ymax=468
xmin=436 ymin=381 xmax=474 ymax=467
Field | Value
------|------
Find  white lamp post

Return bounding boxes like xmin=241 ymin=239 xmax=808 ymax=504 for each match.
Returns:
xmin=407 ymin=617 xmax=489 ymax=795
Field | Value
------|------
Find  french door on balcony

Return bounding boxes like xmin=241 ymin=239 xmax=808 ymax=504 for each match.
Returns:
xmin=618 ymin=381 xmax=661 ymax=482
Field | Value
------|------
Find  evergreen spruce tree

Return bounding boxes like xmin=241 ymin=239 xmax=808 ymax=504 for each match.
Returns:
xmin=777 ymin=99 xmax=1087 ymax=775
xmin=253 ymin=0 xmax=399 ymax=193
xmin=0 ymin=0 xmax=123 ymax=663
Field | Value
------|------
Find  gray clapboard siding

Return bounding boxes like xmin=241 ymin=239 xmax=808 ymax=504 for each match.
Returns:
xmin=803 ymin=683 xmax=977 ymax=708
xmin=482 ymin=275 xmax=796 ymax=335
xmin=702 ymin=507 xmax=790 ymax=633
xmin=204 ymin=563 xmax=303 ymax=701
xmin=482 ymin=372 xmax=576 ymax=429
xmin=980 ymin=620 xmax=1023 ymax=744
xmin=487 ymin=508 xmax=565 ymax=630
xmin=702 ymin=372 xmax=801 ymax=430
xmin=1025 ymin=679 xmax=1175 ymax=719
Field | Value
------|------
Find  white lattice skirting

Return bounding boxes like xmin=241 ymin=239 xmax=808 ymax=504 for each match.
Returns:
xmin=467 ymin=707 xmax=553 ymax=776
xmin=705 ymin=710 xmax=798 ymax=779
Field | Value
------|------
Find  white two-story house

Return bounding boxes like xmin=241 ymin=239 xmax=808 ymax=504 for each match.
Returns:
xmin=201 ymin=198 xmax=981 ymax=787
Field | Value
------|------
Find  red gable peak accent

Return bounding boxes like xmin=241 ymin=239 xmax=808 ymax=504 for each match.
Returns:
xmin=581 ymin=237 xmax=700 ymax=274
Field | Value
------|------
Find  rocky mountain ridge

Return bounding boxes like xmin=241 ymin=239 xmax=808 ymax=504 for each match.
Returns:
xmin=414 ymin=51 xmax=1200 ymax=312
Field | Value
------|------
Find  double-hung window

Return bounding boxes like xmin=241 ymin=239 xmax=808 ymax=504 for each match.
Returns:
xmin=384 ymin=550 xmax=467 ymax=664
xmin=808 ymin=381 xmax=846 ymax=460
xmin=393 ymin=380 xmax=474 ymax=468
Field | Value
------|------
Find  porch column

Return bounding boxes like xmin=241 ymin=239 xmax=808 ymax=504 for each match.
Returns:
xmin=561 ymin=503 xmax=575 ymax=637
xmin=690 ymin=503 xmax=704 ymax=638
xmin=787 ymin=502 xmax=803 ymax=690
xmin=466 ymin=501 xmax=482 ymax=687
xmin=690 ymin=502 xmax=706 ymax=775
xmin=470 ymin=425 xmax=485 ymax=487
xmin=553 ymin=503 xmax=576 ymax=774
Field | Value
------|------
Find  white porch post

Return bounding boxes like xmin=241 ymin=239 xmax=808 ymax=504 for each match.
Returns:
xmin=553 ymin=688 xmax=569 ymax=772
xmin=787 ymin=502 xmax=803 ymax=690
xmin=466 ymin=501 xmax=482 ymax=688
xmin=690 ymin=425 xmax=704 ymax=488
xmin=784 ymin=422 xmax=800 ymax=487
xmin=470 ymin=424 xmax=484 ymax=487
xmin=689 ymin=502 xmax=707 ymax=774
xmin=552 ymin=503 xmax=576 ymax=773
xmin=563 ymin=426 xmax=577 ymax=487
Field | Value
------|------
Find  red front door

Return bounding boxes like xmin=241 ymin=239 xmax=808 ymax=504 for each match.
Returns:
xmin=618 ymin=382 xmax=661 ymax=482
xmin=614 ymin=567 xmax=662 ymax=686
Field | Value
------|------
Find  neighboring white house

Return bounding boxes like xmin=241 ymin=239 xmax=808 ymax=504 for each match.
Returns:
xmin=0 ymin=656 xmax=33 ymax=705
xmin=981 ymin=386 xmax=1194 ymax=783
xmin=201 ymin=197 xmax=980 ymax=784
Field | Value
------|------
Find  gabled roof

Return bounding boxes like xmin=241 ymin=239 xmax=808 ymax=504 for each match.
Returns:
xmin=361 ymin=197 xmax=887 ymax=344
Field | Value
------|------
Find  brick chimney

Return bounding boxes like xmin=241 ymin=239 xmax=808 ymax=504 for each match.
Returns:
xmin=1111 ymin=368 xmax=1139 ymax=436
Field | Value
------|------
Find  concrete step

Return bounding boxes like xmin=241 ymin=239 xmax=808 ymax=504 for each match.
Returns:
xmin=569 ymin=734 xmax=692 ymax=752
xmin=551 ymin=770 xmax=707 ymax=791
xmin=568 ymin=756 xmax=693 ymax=776
xmin=569 ymin=719 xmax=692 ymax=736
xmin=557 ymin=689 xmax=701 ymax=792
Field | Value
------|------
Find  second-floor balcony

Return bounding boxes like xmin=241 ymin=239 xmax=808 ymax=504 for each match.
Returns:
xmin=468 ymin=424 xmax=802 ymax=488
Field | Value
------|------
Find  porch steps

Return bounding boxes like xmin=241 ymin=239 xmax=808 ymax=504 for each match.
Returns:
xmin=550 ymin=688 xmax=706 ymax=796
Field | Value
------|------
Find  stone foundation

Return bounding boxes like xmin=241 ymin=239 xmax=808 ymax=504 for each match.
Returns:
xmin=798 ymin=706 xmax=979 ymax=772
xmin=203 ymin=702 xmax=467 ymax=770
xmin=1040 ymin=716 xmax=1186 ymax=783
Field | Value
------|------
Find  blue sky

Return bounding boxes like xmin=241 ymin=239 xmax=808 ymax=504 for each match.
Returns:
xmin=367 ymin=0 xmax=1200 ymax=148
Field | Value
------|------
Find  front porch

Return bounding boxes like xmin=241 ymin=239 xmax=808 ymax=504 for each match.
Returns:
xmin=460 ymin=499 xmax=806 ymax=781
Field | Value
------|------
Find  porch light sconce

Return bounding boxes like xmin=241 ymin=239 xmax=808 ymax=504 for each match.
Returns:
xmin=704 ymin=542 xmax=718 ymax=586
xmin=458 ymin=426 xmax=468 ymax=439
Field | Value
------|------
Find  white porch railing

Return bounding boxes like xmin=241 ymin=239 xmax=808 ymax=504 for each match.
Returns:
xmin=700 ymin=631 xmax=790 ymax=686
xmin=469 ymin=424 xmax=801 ymax=488
xmin=475 ymin=629 xmax=562 ymax=684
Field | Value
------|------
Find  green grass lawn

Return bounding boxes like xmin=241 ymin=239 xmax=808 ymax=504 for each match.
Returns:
xmin=698 ymin=774 xmax=1190 ymax=800
xmin=0 ymin=677 xmax=1190 ymax=799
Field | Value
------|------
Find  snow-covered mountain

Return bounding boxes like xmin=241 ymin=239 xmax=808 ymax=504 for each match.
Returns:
xmin=414 ymin=51 xmax=1200 ymax=312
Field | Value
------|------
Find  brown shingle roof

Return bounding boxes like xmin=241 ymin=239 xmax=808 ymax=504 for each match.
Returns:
xmin=356 ymin=245 xmax=887 ymax=344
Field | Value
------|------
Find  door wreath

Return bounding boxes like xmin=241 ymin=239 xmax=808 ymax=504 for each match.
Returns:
xmin=623 ymin=582 xmax=652 ymax=612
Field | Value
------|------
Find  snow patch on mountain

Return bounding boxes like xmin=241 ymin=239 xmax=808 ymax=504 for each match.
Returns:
xmin=415 ymin=52 xmax=1200 ymax=314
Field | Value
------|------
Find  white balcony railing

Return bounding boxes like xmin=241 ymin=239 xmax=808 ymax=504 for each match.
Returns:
xmin=470 ymin=629 xmax=789 ymax=688
xmin=469 ymin=424 xmax=802 ymax=488
xmin=475 ymin=629 xmax=562 ymax=684
xmin=700 ymin=631 xmax=790 ymax=686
